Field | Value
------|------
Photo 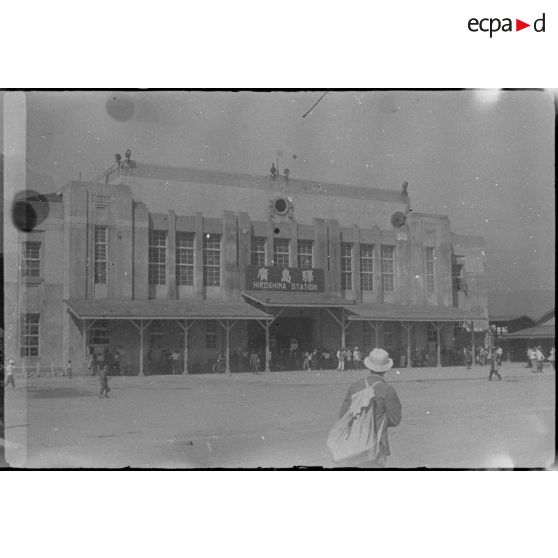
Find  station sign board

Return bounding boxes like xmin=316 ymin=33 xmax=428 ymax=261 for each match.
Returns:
xmin=246 ymin=266 xmax=324 ymax=292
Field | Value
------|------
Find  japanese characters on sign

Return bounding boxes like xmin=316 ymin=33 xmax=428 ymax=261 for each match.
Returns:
xmin=246 ymin=266 xmax=324 ymax=292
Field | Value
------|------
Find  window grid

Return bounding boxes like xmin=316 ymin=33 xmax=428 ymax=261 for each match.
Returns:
xmin=251 ymin=237 xmax=266 ymax=267
xmin=381 ymin=245 xmax=395 ymax=292
xmin=176 ymin=232 xmax=195 ymax=286
xmin=426 ymin=247 xmax=435 ymax=296
xmin=297 ymin=240 xmax=313 ymax=269
xmin=273 ymin=238 xmax=290 ymax=268
xmin=341 ymin=243 xmax=353 ymax=291
xmin=203 ymin=234 xmax=221 ymax=286
xmin=94 ymin=226 xmax=108 ymax=284
xmin=22 ymin=241 xmax=41 ymax=278
xmin=21 ymin=313 xmax=40 ymax=357
xmin=149 ymin=230 xmax=167 ymax=285
xmin=360 ymin=243 xmax=374 ymax=291
xmin=90 ymin=327 xmax=110 ymax=345
xmin=206 ymin=320 xmax=218 ymax=349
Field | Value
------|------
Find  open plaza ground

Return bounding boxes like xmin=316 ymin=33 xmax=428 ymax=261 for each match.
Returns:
xmin=3 ymin=363 xmax=555 ymax=469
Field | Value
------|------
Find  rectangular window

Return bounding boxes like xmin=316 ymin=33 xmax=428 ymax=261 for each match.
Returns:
xmin=206 ymin=320 xmax=217 ymax=349
xmin=94 ymin=226 xmax=108 ymax=284
xmin=360 ymin=243 xmax=374 ymax=291
xmin=90 ymin=326 xmax=110 ymax=345
xmin=297 ymin=239 xmax=313 ymax=269
xmin=341 ymin=243 xmax=353 ymax=291
xmin=427 ymin=324 xmax=438 ymax=344
xmin=22 ymin=241 xmax=41 ymax=278
xmin=251 ymin=237 xmax=266 ymax=267
xmin=149 ymin=230 xmax=167 ymax=285
xmin=21 ymin=313 xmax=40 ymax=357
xmin=383 ymin=323 xmax=394 ymax=348
xmin=176 ymin=231 xmax=195 ymax=286
xmin=203 ymin=233 xmax=221 ymax=286
xmin=381 ymin=245 xmax=395 ymax=292
xmin=273 ymin=238 xmax=290 ymax=268
xmin=426 ymin=247 xmax=435 ymax=296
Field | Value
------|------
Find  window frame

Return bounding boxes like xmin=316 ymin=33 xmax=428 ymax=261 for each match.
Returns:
xmin=149 ymin=229 xmax=168 ymax=286
xmin=251 ymin=237 xmax=266 ymax=267
xmin=203 ymin=233 xmax=221 ymax=287
xmin=426 ymin=247 xmax=435 ymax=296
xmin=297 ymin=239 xmax=314 ymax=269
xmin=341 ymin=242 xmax=353 ymax=291
xmin=21 ymin=313 xmax=40 ymax=357
xmin=21 ymin=241 xmax=42 ymax=279
xmin=176 ymin=231 xmax=195 ymax=286
xmin=272 ymin=238 xmax=290 ymax=268
xmin=381 ymin=245 xmax=395 ymax=293
xmin=360 ymin=243 xmax=374 ymax=291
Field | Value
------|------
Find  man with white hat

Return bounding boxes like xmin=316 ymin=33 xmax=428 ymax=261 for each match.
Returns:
xmin=5 ymin=359 xmax=16 ymax=388
xmin=339 ymin=348 xmax=402 ymax=467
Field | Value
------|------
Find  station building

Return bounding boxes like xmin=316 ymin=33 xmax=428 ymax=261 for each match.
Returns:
xmin=5 ymin=158 xmax=489 ymax=375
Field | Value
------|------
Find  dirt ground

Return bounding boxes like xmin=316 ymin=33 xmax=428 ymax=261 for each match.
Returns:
xmin=3 ymin=363 xmax=555 ymax=469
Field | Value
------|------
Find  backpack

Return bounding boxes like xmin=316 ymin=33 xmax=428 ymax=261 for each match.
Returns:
xmin=327 ymin=377 xmax=387 ymax=465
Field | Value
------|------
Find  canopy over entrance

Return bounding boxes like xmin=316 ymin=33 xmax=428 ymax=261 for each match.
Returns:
xmin=345 ymin=303 xmax=488 ymax=325
xmin=242 ymin=290 xmax=351 ymax=308
xmin=503 ymin=325 xmax=555 ymax=340
xmin=65 ymin=298 xmax=272 ymax=321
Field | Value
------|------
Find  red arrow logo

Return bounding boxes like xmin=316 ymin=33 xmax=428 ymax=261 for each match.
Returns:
xmin=516 ymin=19 xmax=530 ymax=31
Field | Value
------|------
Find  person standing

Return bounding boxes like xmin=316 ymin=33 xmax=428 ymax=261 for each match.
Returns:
xmin=336 ymin=348 xmax=345 ymax=371
xmin=88 ymin=351 xmax=96 ymax=376
xmin=535 ymin=346 xmax=545 ymax=373
xmin=5 ymin=359 xmax=16 ymax=388
xmin=250 ymin=350 xmax=260 ymax=374
xmin=352 ymin=347 xmax=362 ymax=370
xmin=66 ymin=360 xmax=72 ymax=379
xmin=345 ymin=348 xmax=353 ymax=371
xmin=99 ymin=363 xmax=110 ymax=398
xmin=528 ymin=347 xmax=537 ymax=371
xmin=170 ymin=350 xmax=180 ymax=375
xmin=549 ymin=347 xmax=555 ymax=371
xmin=337 ymin=348 xmax=402 ymax=468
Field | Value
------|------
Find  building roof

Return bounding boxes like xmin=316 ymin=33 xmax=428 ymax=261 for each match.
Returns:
xmin=534 ymin=308 xmax=555 ymax=325
xmin=346 ymin=303 xmax=487 ymax=323
xmin=489 ymin=314 xmax=534 ymax=324
xmin=242 ymin=290 xmax=351 ymax=307
xmin=122 ymin=164 xmax=406 ymax=204
xmin=65 ymin=299 xmax=272 ymax=321
xmin=488 ymin=291 xmax=554 ymax=322
xmin=503 ymin=325 xmax=555 ymax=340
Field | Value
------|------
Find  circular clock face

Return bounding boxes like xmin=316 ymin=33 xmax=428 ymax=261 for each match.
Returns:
xmin=273 ymin=197 xmax=289 ymax=215
xmin=391 ymin=211 xmax=407 ymax=228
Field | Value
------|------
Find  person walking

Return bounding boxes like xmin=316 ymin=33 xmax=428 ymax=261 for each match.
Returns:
xmin=488 ymin=348 xmax=502 ymax=381
xmin=250 ymin=350 xmax=261 ymax=374
xmin=528 ymin=347 xmax=537 ymax=371
xmin=335 ymin=348 xmax=402 ymax=468
xmin=465 ymin=347 xmax=473 ymax=369
xmin=88 ymin=352 xmax=96 ymax=376
xmin=99 ymin=363 xmax=110 ymax=398
xmin=549 ymin=347 xmax=555 ymax=371
xmin=5 ymin=359 xmax=16 ymax=388
xmin=336 ymin=348 xmax=345 ymax=371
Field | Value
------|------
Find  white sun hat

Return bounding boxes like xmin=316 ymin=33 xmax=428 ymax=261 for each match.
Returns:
xmin=363 ymin=348 xmax=393 ymax=373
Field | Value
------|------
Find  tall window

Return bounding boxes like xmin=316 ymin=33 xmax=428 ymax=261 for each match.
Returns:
xmin=22 ymin=241 xmax=41 ymax=278
xmin=360 ymin=243 xmax=374 ymax=291
xmin=21 ymin=313 xmax=40 ymax=357
xmin=203 ymin=233 xmax=221 ymax=286
xmin=251 ymin=237 xmax=266 ymax=267
xmin=427 ymin=324 xmax=438 ymax=344
xmin=149 ymin=230 xmax=167 ymax=285
xmin=426 ymin=247 xmax=435 ymax=296
xmin=381 ymin=245 xmax=394 ymax=292
xmin=176 ymin=232 xmax=195 ymax=286
xmin=297 ymin=240 xmax=313 ymax=269
xmin=206 ymin=321 xmax=218 ymax=349
xmin=94 ymin=226 xmax=108 ymax=284
xmin=273 ymin=238 xmax=290 ymax=268
xmin=341 ymin=243 xmax=353 ymax=291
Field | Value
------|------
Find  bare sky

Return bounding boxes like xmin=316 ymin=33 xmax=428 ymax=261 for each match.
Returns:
xmin=4 ymin=90 xmax=555 ymax=294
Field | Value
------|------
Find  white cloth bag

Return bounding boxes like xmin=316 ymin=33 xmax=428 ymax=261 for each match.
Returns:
xmin=327 ymin=378 xmax=386 ymax=464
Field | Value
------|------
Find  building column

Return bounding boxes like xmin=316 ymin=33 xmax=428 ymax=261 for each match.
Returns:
xmin=218 ymin=320 xmax=237 ymax=375
xmin=289 ymin=221 xmax=298 ymax=268
xmin=176 ymin=319 xmax=196 ymax=374
xmin=430 ymin=321 xmax=443 ymax=368
xmin=402 ymin=322 xmax=414 ymax=368
xmin=131 ymin=319 xmax=152 ymax=376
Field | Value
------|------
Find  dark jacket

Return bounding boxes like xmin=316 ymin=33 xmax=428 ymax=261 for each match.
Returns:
xmin=340 ymin=373 xmax=402 ymax=458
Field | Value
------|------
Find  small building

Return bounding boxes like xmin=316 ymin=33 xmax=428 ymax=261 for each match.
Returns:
xmin=502 ymin=308 xmax=555 ymax=361
xmin=4 ymin=159 xmax=489 ymax=374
